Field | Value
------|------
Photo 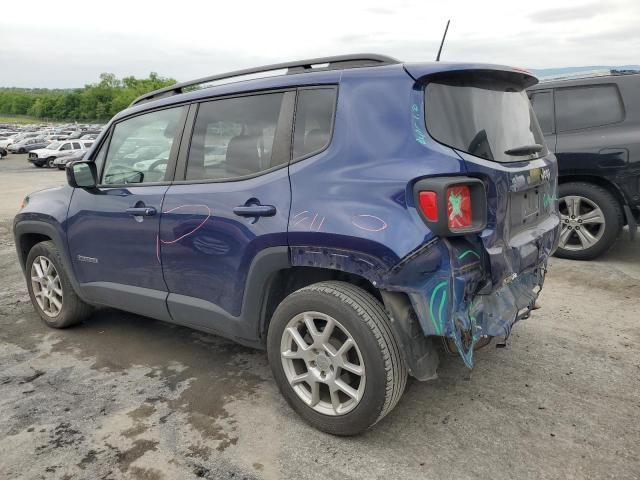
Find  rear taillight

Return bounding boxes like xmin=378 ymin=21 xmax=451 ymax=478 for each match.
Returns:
xmin=446 ymin=185 xmax=472 ymax=230
xmin=414 ymin=177 xmax=487 ymax=237
xmin=418 ymin=191 xmax=438 ymax=221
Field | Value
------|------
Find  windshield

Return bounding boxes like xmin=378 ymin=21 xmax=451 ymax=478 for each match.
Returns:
xmin=47 ymin=142 xmax=61 ymax=150
xmin=425 ymin=72 xmax=546 ymax=163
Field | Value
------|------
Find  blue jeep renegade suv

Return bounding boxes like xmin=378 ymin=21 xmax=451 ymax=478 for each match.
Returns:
xmin=14 ymin=54 xmax=560 ymax=435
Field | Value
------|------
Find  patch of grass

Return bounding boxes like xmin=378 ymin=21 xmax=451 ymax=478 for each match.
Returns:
xmin=0 ymin=115 xmax=44 ymax=125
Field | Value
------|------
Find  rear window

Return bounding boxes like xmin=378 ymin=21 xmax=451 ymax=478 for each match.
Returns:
xmin=425 ymin=73 xmax=546 ymax=163
xmin=555 ymin=84 xmax=624 ymax=132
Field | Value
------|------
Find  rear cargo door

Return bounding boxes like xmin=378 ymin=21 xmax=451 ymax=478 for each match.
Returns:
xmin=422 ymin=70 xmax=561 ymax=286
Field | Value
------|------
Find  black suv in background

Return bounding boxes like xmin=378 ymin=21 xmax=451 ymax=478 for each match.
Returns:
xmin=528 ymin=71 xmax=639 ymax=260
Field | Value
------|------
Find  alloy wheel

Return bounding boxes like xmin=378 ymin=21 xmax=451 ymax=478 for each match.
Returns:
xmin=280 ymin=311 xmax=366 ymax=416
xmin=558 ymin=195 xmax=606 ymax=251
xmin=30 ymin=255 xmax=63 ymax=317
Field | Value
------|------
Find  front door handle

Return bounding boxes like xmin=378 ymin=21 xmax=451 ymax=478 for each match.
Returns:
xmin=233 ymin=205 xmax=276 ymax=217
xmin=126 ymin=206 xmax=156 ymax=216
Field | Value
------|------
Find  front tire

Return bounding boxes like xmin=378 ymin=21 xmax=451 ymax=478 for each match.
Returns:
xmin=26 ymin=241 xmax=92 ymax=328
xmin=18 ymin=148 xmax=25 ymax=154
xmin=267 ymin=281 xmax=407 ymax=435
xmin=555 ymin=182 xmax=623 ymax=260
xmin=47 ymin=157 xmax=56 ymax=168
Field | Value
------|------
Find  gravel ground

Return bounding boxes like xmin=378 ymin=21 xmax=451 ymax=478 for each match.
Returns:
xmin=1 ymin=153 xmax=639 ymax=480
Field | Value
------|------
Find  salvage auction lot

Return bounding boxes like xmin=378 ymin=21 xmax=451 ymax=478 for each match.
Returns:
xmin=1 ymin=154 xmax=638 ymax=480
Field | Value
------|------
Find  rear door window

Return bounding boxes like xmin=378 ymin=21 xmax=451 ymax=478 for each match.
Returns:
xmin=425 ymin=73 xmax=546 ymax=163
xmin=529 ymin=91 xmax=554 ymax=134
xmin=292 ymin=88 xmax=337 ymax=159
xmin=186 ymin=92 xmax=287 ymax=181
xmin=555 ymin=84 xmax=624 ymax=132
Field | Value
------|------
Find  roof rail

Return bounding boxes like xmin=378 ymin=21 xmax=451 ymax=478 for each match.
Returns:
xmin=130 ymin=53 xmax=400 ymax=106
xmin=538 ymin=68 xmax=640 ymax=83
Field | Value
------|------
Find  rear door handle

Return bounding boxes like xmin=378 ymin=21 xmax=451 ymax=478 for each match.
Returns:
xmin=126 ymin=207 xmax=156 ymax=216
xmin=233 ymin=205 xmax=276 ymax=217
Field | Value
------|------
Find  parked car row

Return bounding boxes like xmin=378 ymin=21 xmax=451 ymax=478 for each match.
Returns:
xmin=7 ymin=137 xmax=51 ymax=154
xmin=0 ymin=122 xmax=103 ymax=167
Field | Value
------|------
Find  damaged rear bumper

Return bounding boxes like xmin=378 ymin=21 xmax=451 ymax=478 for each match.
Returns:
xmin=384 ymin=213 xmax=559 ymax=370
xmin=290 ymin=212 xmax=559 ymax=377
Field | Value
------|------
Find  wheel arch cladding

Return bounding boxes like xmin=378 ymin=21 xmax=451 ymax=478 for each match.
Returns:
xmin=14 ymin=220 xmax=87 ymax=303
xmin=16 ymin=232 xmax=52 ymax=270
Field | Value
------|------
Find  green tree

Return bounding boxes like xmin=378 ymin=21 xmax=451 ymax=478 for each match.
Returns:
xmin=0 ymin=73 xmax=176 ymax=121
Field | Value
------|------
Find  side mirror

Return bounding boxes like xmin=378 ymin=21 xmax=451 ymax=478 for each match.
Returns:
xmin=66 ymin=161 xmax=97 ymax=188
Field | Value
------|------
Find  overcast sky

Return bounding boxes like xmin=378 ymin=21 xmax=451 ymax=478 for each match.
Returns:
xmin=1 ymin=0 xmax=638 ymax=88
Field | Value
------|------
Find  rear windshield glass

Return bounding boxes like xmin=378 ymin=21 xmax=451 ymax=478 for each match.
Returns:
xmin=425 ymin=74 xmax=546 ymax=163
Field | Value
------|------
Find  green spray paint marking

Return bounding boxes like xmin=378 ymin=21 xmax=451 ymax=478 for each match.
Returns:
xmin=428 ymin=281 xmax=448 ymax=335
xmin=458 ymin=249 xmax=480 ymax=260
xmin=449 ymin=191 xmax=463 ymax=222
xmin=543 ymin=193 xmax=555 ymax=210
xmin=438 ymin=291 xmax=447 ymax=331
xmin=411 ymin=104 xmax=428 ymax=146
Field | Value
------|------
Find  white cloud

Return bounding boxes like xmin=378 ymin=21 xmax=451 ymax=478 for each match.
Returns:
xmin=0 ymin=0 xmax=638 ymax=87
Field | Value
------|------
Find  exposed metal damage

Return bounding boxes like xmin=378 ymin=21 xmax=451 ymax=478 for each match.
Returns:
xmin=290 ymin=166 xmax=560 ymax=377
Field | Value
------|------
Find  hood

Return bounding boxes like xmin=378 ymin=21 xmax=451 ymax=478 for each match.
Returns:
xmin=30 ymin=148 xmax=57 ymax=155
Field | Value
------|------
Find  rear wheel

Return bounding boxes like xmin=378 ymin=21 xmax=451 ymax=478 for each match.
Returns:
xmin=555 ymin=182 xmax=622 ymax=260
xmin=267 ymin=281 xmax=407 ymax=435
xmin=26 ymin=241 xmax=92 ymax=328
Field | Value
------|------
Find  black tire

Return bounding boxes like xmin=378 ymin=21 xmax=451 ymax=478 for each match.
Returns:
xmin=555 ymin=182 xmax=623 ymax=260
xmin=57 ymin=165 xmax=65 ymax=170
xmin=33 ymin=162 xmax=44 ymax=168
xmin=47 ymin=157 xmax=56 ymax=168
xmin=25 ymin=241 xmax=92 ymax=328
xmin=267 ymin=281 xmax=407 ymax=435
xmin=18 ymin=148 xmax=25 ymax=154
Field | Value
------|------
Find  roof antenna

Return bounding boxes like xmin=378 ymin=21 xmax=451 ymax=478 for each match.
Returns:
xmin=435 ymin=19 xmax=450 ymax=62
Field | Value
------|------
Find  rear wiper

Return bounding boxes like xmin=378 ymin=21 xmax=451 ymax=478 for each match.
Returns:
xmin=504 ymin=144 xmax=543 ymax=156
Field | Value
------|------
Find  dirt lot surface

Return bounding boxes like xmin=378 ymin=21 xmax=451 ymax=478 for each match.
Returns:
xmin=1 ymin=153 xmax=639 ymax=480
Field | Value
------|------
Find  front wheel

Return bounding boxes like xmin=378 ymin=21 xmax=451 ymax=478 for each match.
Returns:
xmin=555 ymin=182 xmax=623 ymax=260
xmin=47 ymin=157 xmax=56 ymax=168
xmin=18 ymin=148 xmax=25 ymax=154
xmin=267 ymin=281 xmax=407 ymax=435
xmin=26 ymin=241 xmax=92 ymax=328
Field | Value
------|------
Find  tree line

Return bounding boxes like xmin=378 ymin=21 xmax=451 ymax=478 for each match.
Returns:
xmin=0 ymin=73 xmax=176 ymax=122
